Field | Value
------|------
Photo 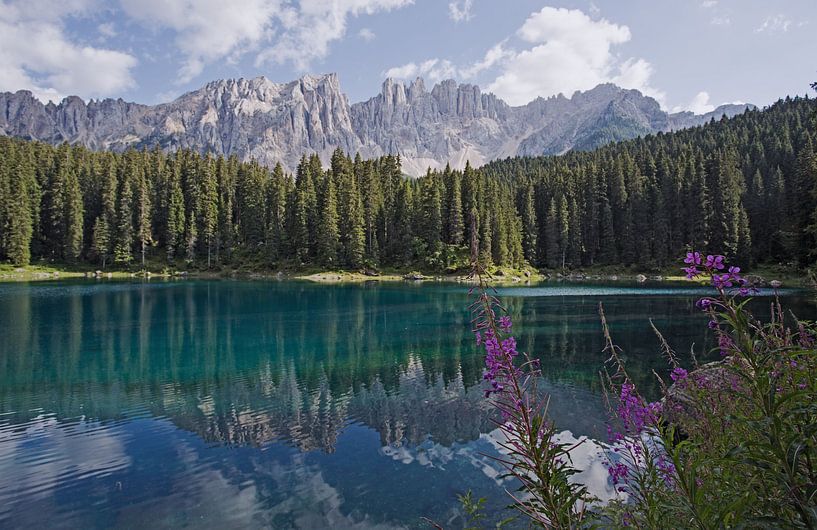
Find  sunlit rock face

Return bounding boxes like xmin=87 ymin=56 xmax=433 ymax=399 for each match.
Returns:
xmin=0 ymin=75 xmax=752 ymax=176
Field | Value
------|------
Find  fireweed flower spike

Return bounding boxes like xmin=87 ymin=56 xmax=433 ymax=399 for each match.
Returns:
xmin=467 ymin=222 xmax=590 ymax=527
xmin=466 ymin=242 xmax=815 ymax=528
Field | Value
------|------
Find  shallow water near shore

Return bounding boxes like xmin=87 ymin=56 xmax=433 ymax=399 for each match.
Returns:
xmin=0 ymin=280 xmax=814 ymax=528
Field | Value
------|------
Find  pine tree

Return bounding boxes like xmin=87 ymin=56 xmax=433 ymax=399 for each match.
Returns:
xmin=236 ymin=161 xmax=266 ymax=247
xmin=265 ymin=163 xmax=288 ymax=261
xmin=360 ymin=160 xmax=382 ymax=263
xmin=135 ymin=162 xmax=153 ymax=268
xmin=419 ymin=174 xmax=442 ymax=249
xmin=199 ymin=157 xmax=218 ymax=268
xmin=443 ymin=166 xmax=464 ymax=245
xmin=390 ymin=180 xmax=414 ymax=265
xmin=165 ymin=162 xmax=185 ymax=263
xmin=316 ymin=173 xmax=339 ymax=266
xmin=544 ymin=198 xmax=559 ymax=269
xmin=114 ymin=156 xmax=135 ymax=264
xmin=216 ymin=156 xmax=236 ymax=263
xmin=91 ymin=216 xmax=111 ymax=268
xmin=521 ymin=181 xmax=538 ymax=265
xmin=338 ymin=167 xmax=366 ymax=268
xmin=4 ymin=158 xmax=34 ymax=265
xmin=791 ymin=140 xmax=817 ymax=265
xmin=45 ymin=146 xmax=84 ymax=261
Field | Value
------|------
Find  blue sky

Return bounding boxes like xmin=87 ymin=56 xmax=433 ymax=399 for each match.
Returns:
xmin=0 ymin=0 xmax=813 ymax=112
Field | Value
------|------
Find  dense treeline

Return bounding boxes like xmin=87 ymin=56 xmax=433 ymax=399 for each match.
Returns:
xmin=483 ymin=95 xmax=817 ymax=269
xmin=0 ymin=141 xmax=523 ymax=270
xmin=1 ymin=95 xmax=814 ymax=272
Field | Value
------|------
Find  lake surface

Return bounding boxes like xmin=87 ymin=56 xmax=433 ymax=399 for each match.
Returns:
xmin=0 ymin=280 xmax=814 ymax=529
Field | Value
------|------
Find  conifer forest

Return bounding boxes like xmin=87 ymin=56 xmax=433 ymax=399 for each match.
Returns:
xmin=0 ymin=95 xmax=815 ymax=272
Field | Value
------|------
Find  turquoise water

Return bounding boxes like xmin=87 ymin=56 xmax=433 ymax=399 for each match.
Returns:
xmin=0 ymin=280 xmax=814 ymax=528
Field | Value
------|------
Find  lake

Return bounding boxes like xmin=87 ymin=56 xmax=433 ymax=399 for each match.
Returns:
xmin=0 ymin=280 xmax=814 ymax=529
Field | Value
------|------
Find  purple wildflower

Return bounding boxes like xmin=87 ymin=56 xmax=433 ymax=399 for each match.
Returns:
xmin=718 ymin=333 xmax=733 ymax=357
xmin=498 ymin=315 xmax=512 ymax=333
xmin=705 ymin=254 xmax=726 ymax=270
xmin=670 ymin=367 xmax=688 ymax=382
xmin=697 ymin=298 xmax=713 ymax=310
xmin=656 ymin=455 xmax=676 ymax=486
xmin=684 ymin=251 xmax=702 ymax=265
xmin=617 ymin=382 xmax=661 ymax=434
xmin=713 ymin=273 xmax=734 ymax=290
xmin=608 ymin=462 xmax=629 ymax=485
xmin=683 ymin=265 xmax=700 ymax=279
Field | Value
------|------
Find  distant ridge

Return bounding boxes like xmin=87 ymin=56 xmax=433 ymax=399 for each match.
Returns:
xmin=0 ymin=74 xmax=754 ymax=176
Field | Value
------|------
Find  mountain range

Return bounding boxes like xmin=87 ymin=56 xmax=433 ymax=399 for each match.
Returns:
xmin=0 ymin=73 xmax=752 ymax=176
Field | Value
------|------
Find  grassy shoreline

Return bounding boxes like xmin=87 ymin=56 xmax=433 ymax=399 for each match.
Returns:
xmin=1 ymin=262 xmax=812 ymax=287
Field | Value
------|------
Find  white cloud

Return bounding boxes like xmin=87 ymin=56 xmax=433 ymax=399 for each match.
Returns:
xmin=459 ymin=41 xmax=513 ymax=79
xmin=710 ymin=16 xmax=731 ymax=26
xmin=97 ymin=22 xmax=117 ymax=38
xmin=384 ymin=58 xmax=456 ymax=82
xmin=255 ymin=0 xmax=414 ymax=72
xmin=701 ymin=0 xmax=717 ymax=7
xmin=120 ymin=0 xmax=280 ymax=83
xmin=756 ymin=14 xmax=792 ymax=33
xmin=120 ymin=0 xmax=414 ymax=83
xmin=358 ymin=27 xmax=376 ymax=41
xmin=672 ymin=91 xmax=715 ymax=114
xmin=448 ymin=0 xmax=473 ymax=22
xmin=384 ymin=7 xmax=666 ymax=108
xmin=383 ymin=41 xmax=512 ymax=84
xmin=0 ymin=0 xmax=137 ymax=102
xmin=588 ymin=2 xmax=600 ymax=16
xmin=486 ymin=7 xmax=661 ymax=106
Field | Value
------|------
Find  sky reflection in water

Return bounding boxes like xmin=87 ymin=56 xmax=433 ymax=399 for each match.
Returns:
xmin=0 ymin=280 xmax=813 ymax=528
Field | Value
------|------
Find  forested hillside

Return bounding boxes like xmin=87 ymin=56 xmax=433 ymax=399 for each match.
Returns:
xmin=484 ymin=94 xmax=817 ymax=269
xmin=0 ymin=94 xmax=814 ymax=272
xmin=0 ymin=141 xmax=522 ymax=270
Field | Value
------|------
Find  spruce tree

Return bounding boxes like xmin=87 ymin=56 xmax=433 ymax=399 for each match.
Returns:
xmin=91 ymin=216 xmax=111 ymax=269
xmin=199 ymin=157 xmax=218 ymax=268
xmin=445 ymin=169 xmax=464 ymax=245
xmin=165 ymin=162 xmax=185 ymax=263
xmin=5 ymin=159 xmax=34 ymax=265
xmin=316 ymin=173 xmax=339 ymax=266
xmin=114 ymin=156 xmax=135 ymax=264
xmin=338 ymin=167 xmax=366 ymax=268
xmin=521 ymin=181 xmax=538 ymax=265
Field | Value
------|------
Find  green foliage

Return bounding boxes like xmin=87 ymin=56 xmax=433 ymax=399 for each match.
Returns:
xmin=483 ymin=95 xmax=817 ymax=269
xmin=0 ymin=137 xmax=518 ymax=271
xmin=1 ymin=93 xmax=813 ymax=271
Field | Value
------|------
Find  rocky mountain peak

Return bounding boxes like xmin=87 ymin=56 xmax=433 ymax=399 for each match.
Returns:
xmin=0 ymin=74 xmax=753 ymax=176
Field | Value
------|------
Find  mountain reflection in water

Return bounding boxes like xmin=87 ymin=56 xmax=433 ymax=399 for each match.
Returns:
xmin=0 ymin=280 xmax=813 ymax=528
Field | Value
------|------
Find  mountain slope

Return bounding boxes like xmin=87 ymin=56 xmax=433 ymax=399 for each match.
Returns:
xmin=0 ymin=74 xmax=753 ymax=176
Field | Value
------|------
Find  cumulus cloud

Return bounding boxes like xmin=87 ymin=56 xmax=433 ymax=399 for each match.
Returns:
xmin=0 ymin=0 xmax=137 ymax=102
xmin=358 ymin=27 xmax=376 ymax=41
xmin=120 ymin=0 xmax=280 ymax=83
xmin=755 ymin=14 xmax=792 ymax=33
xmin=384 ymin=58 xmax=456 ymax=82
xmin=97 ymin=22 xmax=117 ymax=38
xmin=672 ymin=91 xmax=715 ymax=114
xmin=120 ymin=0 xmax=413 ymax=83
xmin=383 ymin=7 xmax=666 ymax=107
xmin=254 ymin=0 xmax=414 ymax=72
xmin=448 ymin=0 xmax=473 ymax=22
xmin=383 ymin=42 xmax=512 ymax=84
xmin=487 ymin=7 xmax=662 ymax=106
